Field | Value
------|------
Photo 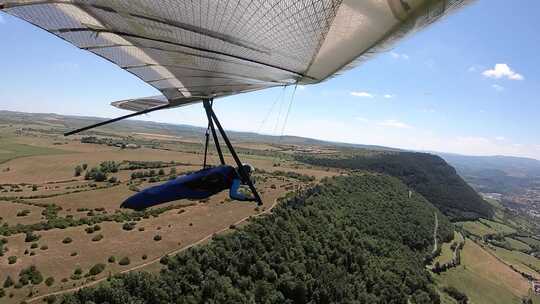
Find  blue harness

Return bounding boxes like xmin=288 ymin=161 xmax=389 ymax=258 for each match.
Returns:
xmin=121 ymin=165 xmax=237 ymax=210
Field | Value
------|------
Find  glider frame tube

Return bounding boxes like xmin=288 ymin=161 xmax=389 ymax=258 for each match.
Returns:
xmin=203 ymin=99 xmax=263 ymax=206
xmin=63 ymin=103 xmax=171 ymax=136
xmin=203 ymin=100 xmax=226 ymax=166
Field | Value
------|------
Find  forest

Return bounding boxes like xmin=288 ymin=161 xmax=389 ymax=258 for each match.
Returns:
xmin=296 ymin=152 xmax=493 ymax=220
xmin=63 ymin=174 xmax=452 ymax=304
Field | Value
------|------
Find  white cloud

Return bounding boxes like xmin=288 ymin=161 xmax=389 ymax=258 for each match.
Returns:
xmin=350 ymin=91 xmax=374 ymax=98
xmin=390 ymin=52 xmax=409 ymax=60
xmin=421 ymin=108 xmax=436 ymax=113
xmin=482 ymin=63 xmax=524 ymax=80
xmin=495 ymin=136 xmax=506 ymax=141
xmin=297 ymin=85 xmax=306 ymax=90
xmin=377 ymin=119 xmax=412 ymax=129
xmin=383 ymin=94 xmax=395 ymax=99
xmin=491 ymin=84 xmax=505 ymax=92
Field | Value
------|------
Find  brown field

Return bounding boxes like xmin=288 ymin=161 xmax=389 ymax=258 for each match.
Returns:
xmin=0 ymin=126 xmax=339 ymax=303
xmin=0 ymin=202 xmax=44 ymax=225
xmin=464 ymin=240 xmax=530 ymax=297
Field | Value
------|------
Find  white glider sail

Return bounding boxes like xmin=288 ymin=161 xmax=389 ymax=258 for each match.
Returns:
xmin=1 ymin=0 xmax=472 ymax=111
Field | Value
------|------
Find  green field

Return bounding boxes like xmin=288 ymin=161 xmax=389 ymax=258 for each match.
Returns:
xmin=490 ymin=246 xmax=540 ymax=275
xmin=505 ymin=237 xmax=533 ymax=252
xmin=457 ymin=221 xmax=497 ymax=237
xmin=0 ymin=141 xmax=67 ymax=164
xmin=480 ymin=218 xmax=518 ymax=234
xmin=435 ymin=267 xmax=522 ymax=304
xmin=516 ymin=236 xmax=540 ymax=248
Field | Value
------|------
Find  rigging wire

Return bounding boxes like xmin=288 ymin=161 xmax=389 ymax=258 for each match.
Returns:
xmin=273 ymin=86 xmax=289 ymax=135
xmin=256 ymin=85 xmax=287 ymax=134
xmin=279 ymin=84 xmax=298 ymax=142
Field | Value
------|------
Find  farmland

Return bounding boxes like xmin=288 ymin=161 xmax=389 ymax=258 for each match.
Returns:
xmin=433 ymin=239 xmax=531 ymax=304
xmin=0 ymin=117 xmax=340 ymax=304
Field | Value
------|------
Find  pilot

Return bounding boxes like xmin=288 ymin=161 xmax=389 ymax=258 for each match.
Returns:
xmin=120 ymin=164 xmax=257 ymax=210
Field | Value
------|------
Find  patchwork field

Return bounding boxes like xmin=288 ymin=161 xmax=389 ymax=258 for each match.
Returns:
xmin=0 ymin=124 xmax=340 ymax=303
xmin=434 ymin=239 xmax=534 ymax=304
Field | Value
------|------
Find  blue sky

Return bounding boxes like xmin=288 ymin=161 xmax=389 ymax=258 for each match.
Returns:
xmin=1 ymin=1 xmax=539 ymax=159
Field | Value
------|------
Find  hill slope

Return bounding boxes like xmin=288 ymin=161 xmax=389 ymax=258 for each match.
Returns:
xmin=64 ymin=174 xmax=452 ymax=304
xmin=296 ymin=152 xmax=494 ymax=220
xmin=439 ymin=152 xmax=540 ymax=195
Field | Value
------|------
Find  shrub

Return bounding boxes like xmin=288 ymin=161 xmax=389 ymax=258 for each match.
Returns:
xmin=159 ymin=255 xmax=169 ymax=265
xmin=70 ymin=252 xmax=77 ymax=257
xmin=118 ymin=257 xmax=130 ymax=266
xmin=45 ymin=277 xmax=54 ymax=287
xmin=122 ymin=222 xmax=136 ymax=231
xmin=44 ymin=295 xmax=56 ymax=304
xmin=24 ymin=231 xmax=40 ymax=243
xmin=88 ymin=263 xmax=105 ymax=276
xmin=74 ymin=165 xmax=82 ymax=177
xmin=108 ymin=256 xmax=116 ymax=263
xmin=138 ymin=227 xmax=145 ymax=232
xmin=153 ymin=235 xmax=162 ymax=241
xmin=8 ymin=256 xmax=17 ymax=264
xmin=108 ymin=176 xmax=118 ymax=183
xmin=73 ymin=267 xmax=82 ymax=275
xmin=62 ymin=237 xmax=73 ymax=244
xmin=30 ymin=243 xmax=38 ymax=249
xmin=3 ymin=276 xmax=14 ymax=288
xmin=40 ymin=245 xmax=48 ymax=250
xmin=443 ymin=286 xmax=468 ymax=304
xmin=16 ymin=209 xmax=31 ymax=217
xmin=91 ymin=234 xmax=103 ymax=242
xmin=19 ymin=265 xmax=43 ymax=285
xmin=142 ymin=254 xmax=147 ymax=260
xmin=61 ymin=278 xmax=68 ymax=283
xmin=0 ymin=288 xmax=4 ymax=298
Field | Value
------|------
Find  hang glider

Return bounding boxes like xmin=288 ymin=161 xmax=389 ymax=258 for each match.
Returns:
xmin=1 ymin=0 xmax=472 ymax=111
xmin=0 ymin=0 xmax=473 ymax=205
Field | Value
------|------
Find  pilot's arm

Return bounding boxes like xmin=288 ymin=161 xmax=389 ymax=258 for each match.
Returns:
xmin=229 ymin=178 xmax=255 ymax=201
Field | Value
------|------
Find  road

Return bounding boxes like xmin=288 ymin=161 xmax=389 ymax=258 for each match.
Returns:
xmin=432 ymin=212 xmax=439 ymax=255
